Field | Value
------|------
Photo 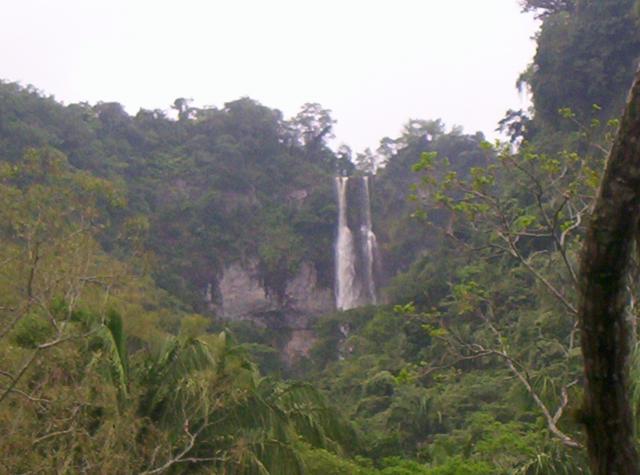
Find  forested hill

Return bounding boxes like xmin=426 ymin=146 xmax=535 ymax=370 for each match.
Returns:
xmin=0 ymin=90 xmax=343 ymax=305
xmin=1 ymin=0 xmax=640 ymax=473
xmin=0 ymin=81 xmax=489 ymax=315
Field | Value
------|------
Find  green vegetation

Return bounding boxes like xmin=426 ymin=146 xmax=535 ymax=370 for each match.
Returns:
xmin=2 ymin=0 xmax=640 ymax=472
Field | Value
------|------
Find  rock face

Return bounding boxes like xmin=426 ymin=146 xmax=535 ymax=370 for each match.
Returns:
xmin=214 ymin=260 xmax=334 ymax=362
xmin=283 ymin=262 xmax=335 ymax=317
xmin=217 ymin=260 xmax=334 ymax=321
xmin=217 ymin=261 xmax=274 ymax=320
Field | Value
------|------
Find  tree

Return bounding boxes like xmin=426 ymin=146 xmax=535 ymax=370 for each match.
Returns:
xmin=171 ymin=97 xmax=194 ymax=121
xmin=287 ymin=103 xmax=336 ymax=166
xmin=520 ymin=0 xmax=575 ymax=18
xmin=0 ymin=148 xmax=124 ymax=404
xmin=355 ymin=148 xmax=378 ymax=175
xmin=0 ymin=148 xmax=152 ymax=473
xmin=288 ymin=102 xmax=335 ymax=149
xmin=523 ymin=0 xmax=640 ymax=127
xmin=577 ymin=67 xmax=640 ymax=474
xmin=409 ymin=136 xmax=597 ymax=452
xmin=410 ymin=65 xmax=640 ymax=473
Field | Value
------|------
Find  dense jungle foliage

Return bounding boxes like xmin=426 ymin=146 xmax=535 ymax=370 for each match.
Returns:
xmin=2 ymin=0 xmax=640 ymax=473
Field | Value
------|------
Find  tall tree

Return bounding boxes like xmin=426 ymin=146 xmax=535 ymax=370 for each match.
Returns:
xmin=520 ymin=0 xmax=575 ymax=17
xmin=524 ymin=0 xmax=640 ymax=127
xmin=578 ymin=67 xmax=640 ymax=474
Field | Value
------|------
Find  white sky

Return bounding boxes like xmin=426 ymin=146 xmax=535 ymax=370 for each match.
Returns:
xmin=1 ymin=0 xmax=538 ymax=152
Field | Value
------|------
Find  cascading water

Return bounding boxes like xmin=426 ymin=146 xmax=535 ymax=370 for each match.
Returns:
xmin=361 ymin=176 xmax=378 ymax=305
xmin=334 ymin=176 xmax=379 ymax=310
xmin=335 ymin=177 xmax=359 ymax=310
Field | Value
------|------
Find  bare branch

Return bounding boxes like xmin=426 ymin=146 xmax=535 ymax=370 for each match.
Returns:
xmin=140 ymin=418 xmax=215 ymax=474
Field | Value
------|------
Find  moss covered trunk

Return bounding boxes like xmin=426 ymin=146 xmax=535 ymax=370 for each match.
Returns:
xmin=578 ymin=68 xmax=640 ymax=474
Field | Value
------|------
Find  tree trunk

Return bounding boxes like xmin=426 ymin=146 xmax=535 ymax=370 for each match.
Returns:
xmin=578 ymin=68 xmax=640 ymax=474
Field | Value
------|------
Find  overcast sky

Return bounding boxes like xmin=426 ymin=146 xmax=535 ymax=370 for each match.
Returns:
xmin=1 ymin=0 xmax=538 ymax=152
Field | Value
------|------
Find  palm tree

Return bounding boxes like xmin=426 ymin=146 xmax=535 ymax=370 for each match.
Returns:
xmin=137 ymin=331 xmax=356 ymax=474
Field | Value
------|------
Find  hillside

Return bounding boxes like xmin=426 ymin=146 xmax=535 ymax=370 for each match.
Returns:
xmin=1 ymin=0 xmax=640 ymax=473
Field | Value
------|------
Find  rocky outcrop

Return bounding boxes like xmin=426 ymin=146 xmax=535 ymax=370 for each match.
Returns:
xmin=216 ymin=260 xmax=334 ymax=321
xmin=213 ymin=260 xmax=334 ymax=361
xmin=283 ymin=262 xmax=335 ymax=317
xmin=217 ymin=261 xmax=274 ymax=320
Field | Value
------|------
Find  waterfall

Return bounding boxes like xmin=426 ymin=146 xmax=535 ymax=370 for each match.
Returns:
xmin=335 ymin=177 xmax=359 ymax=310
xmin=334 ymin=176 xmax=379 ymax=310
xmin=361 ymin=176 xmax=378 ymax=305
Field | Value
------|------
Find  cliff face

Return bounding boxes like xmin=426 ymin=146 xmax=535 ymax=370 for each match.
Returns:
xmin=216 ymin=260 xmax=334 ymax=320
xmin=212 ymin=259 xmax=335 ymax=360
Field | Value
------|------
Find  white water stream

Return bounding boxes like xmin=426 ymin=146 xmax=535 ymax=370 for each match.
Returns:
xmin=335 ymin=177 xmax=358 ymax=310
xmin=334 ymin=176 xmax=379 ymax=310
xmin=361 ymin=176 xmax=378 ymax=305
